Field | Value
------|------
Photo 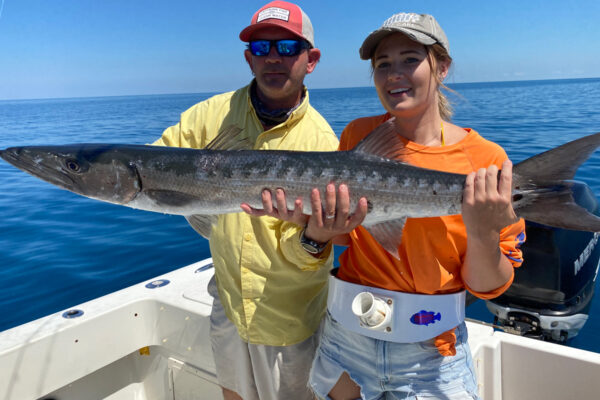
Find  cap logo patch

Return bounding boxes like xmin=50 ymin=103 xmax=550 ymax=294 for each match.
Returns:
xmin=384 ymin=13 xmax=421 ymax=25
xmin=257 ymin=7 xmax=290 ymax=23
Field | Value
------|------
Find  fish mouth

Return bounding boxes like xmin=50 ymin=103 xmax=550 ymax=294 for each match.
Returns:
xmin=1 ymin=147 xmax=79 ymax=191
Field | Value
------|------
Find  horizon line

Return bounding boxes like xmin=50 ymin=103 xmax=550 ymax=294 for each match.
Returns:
xmin=1 ymin=76 xmax=598 ymax=103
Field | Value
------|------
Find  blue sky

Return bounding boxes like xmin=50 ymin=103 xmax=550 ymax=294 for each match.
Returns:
xmin=0 ymin=0 xmax=599 ymax=100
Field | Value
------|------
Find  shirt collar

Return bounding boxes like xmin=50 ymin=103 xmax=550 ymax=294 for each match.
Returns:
xmin=246 ymin=80 xmax=309 ymax=128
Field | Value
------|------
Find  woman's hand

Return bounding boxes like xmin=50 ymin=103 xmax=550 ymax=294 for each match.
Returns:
xmin=461 ymin=159 xmax=519 ymax=292
xmin=462 ymin=159 xmax=519 ymax=242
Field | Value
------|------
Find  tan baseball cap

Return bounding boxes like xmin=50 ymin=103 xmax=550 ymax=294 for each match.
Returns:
xmin=360 ymin=13 xmax=449 ymax=60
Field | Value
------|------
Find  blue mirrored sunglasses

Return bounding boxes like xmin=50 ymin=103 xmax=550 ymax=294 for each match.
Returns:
xmin=248 ymin=39 xmax=311 ymax=57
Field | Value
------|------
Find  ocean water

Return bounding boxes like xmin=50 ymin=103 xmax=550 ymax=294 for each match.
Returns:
xmin=1 ymin=78 xmax=600 ymax=352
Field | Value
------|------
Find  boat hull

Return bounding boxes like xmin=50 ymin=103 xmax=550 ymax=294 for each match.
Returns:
xmin=2 ymin=259 xmax=600 ymax=400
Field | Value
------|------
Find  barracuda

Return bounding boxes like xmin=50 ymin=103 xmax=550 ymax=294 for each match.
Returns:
xmin=2 ymin=120 xmax=600 ymax=257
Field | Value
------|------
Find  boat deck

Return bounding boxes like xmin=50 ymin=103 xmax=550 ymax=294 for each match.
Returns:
xmin=1 ymin=259 xmax=600 ymax=400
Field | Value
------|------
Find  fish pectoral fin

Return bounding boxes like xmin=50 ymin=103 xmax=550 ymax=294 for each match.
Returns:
xmin=363 ymin=217 xmax=407 ymax=259
xmin=185 ymin=214 xmax=218 ymax=239
xmin=205 ymin=125 xmax=251 ymax=150
xmin=352 ymin=118 xmax=412 ymax=161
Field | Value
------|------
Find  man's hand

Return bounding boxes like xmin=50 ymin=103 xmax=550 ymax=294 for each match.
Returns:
xmin=241 ymin=183 xmax=368 ymax=244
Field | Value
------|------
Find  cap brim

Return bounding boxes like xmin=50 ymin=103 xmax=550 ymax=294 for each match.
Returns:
xmin=359 ymin=28 xmax=436 ymax=60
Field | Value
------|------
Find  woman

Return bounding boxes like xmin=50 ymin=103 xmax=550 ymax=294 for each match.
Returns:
xmin=244 ymin=12 xmax=525 ymax=400
xmin=305 ymin=13 xmax=525 ymax=400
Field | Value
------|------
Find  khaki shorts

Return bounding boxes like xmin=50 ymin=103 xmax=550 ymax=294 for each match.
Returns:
xmin=208 ymin=276 xmax=321 ymax=400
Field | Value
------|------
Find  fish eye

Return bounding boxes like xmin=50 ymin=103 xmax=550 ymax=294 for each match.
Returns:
xmin=65 ymin=159 xmax=81 ymax=172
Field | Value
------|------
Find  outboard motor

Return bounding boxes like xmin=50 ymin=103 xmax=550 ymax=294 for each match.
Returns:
xmin=486 ymin=181 xmax=600 ymax=343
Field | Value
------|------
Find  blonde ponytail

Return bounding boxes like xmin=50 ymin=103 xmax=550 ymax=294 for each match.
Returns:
xmin=427 ymin=43 xmax=455 ymax=121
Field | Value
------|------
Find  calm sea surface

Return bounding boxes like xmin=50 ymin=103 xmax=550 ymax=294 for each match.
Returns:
xmin=2 ymin=78 xmax=600 ymax=352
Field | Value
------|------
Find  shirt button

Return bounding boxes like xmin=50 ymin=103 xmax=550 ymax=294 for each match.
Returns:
xmin=244 ymin=233 xmax=253 ymax=241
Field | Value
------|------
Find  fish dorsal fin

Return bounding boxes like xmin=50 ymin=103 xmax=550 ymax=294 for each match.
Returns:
xmin=185 ymin=214 xmax=218 ymax=239
xmin=205 ymin=125 xmax=251 ymax=150
xmin=353 ymin=118 xmax=406 ymax=160
xmin=363 ymin=217 xmax=407 ymax=259
xmin=514 ymin=132 xmax=600 ymax=182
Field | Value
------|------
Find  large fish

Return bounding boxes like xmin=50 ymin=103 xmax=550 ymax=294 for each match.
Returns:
xmin=2 ymin=120 xmax=600 ymax=257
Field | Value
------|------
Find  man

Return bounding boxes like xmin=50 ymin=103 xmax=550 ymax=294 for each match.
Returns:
xmin=153 ymin=2 xmax=338 ymax=399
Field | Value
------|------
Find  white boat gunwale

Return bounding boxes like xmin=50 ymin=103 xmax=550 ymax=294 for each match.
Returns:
xmin=2 ymin=258 xmax=600 ymax=400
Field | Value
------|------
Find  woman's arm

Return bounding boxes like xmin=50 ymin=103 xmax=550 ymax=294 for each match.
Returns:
xmin=461 ymin=160 xmax=520 ymax=292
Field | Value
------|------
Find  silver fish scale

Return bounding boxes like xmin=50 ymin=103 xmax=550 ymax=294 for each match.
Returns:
xmin=134 ymin=149 xmax=465 ymax=223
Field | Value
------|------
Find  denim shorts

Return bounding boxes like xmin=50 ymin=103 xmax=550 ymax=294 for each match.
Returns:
xmin=309 ymin=312 xmax=479 ymax=400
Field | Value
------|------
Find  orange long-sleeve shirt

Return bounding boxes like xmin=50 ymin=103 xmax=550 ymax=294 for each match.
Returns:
xmin=337 ymin=114 xmax=526 ymax=355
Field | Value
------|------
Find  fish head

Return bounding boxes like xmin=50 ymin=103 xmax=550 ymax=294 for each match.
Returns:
xmin=0 ymin=144 xmax=141 ymax=205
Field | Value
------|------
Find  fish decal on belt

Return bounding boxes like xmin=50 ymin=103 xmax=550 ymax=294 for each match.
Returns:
xmin=410 ymin=310 xmax=441 ymax=326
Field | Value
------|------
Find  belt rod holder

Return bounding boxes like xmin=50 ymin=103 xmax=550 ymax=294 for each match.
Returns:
xmin=351 ymin=292 xmax=393 ymax=332
xmin=328 ymin=269 xmax=466 ymax=343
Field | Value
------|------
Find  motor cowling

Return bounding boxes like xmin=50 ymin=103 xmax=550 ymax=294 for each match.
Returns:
xmin=486 ymin=181 xmax=600 ymax=342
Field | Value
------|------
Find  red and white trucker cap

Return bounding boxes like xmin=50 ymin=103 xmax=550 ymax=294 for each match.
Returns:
xmin=239 ymin=1 xmax=315 ymax=48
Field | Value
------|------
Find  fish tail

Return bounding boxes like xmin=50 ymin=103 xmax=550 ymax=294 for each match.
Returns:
xmin=513 ymin=132 xmax=600 ymax=231
xmin=434 ymin=312 xmax=441 ymax=321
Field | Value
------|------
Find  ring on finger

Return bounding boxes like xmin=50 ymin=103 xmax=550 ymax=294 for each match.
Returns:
xmin=325 ymin=213 xmax=335 ymax=220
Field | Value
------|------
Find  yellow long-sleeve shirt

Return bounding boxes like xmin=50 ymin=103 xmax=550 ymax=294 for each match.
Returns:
xmin=153 ymin=83 xmax=339 ymax=345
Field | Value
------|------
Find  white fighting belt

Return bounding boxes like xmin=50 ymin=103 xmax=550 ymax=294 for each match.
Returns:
xmin=327 ymin=269 xmax=466 ymax=343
